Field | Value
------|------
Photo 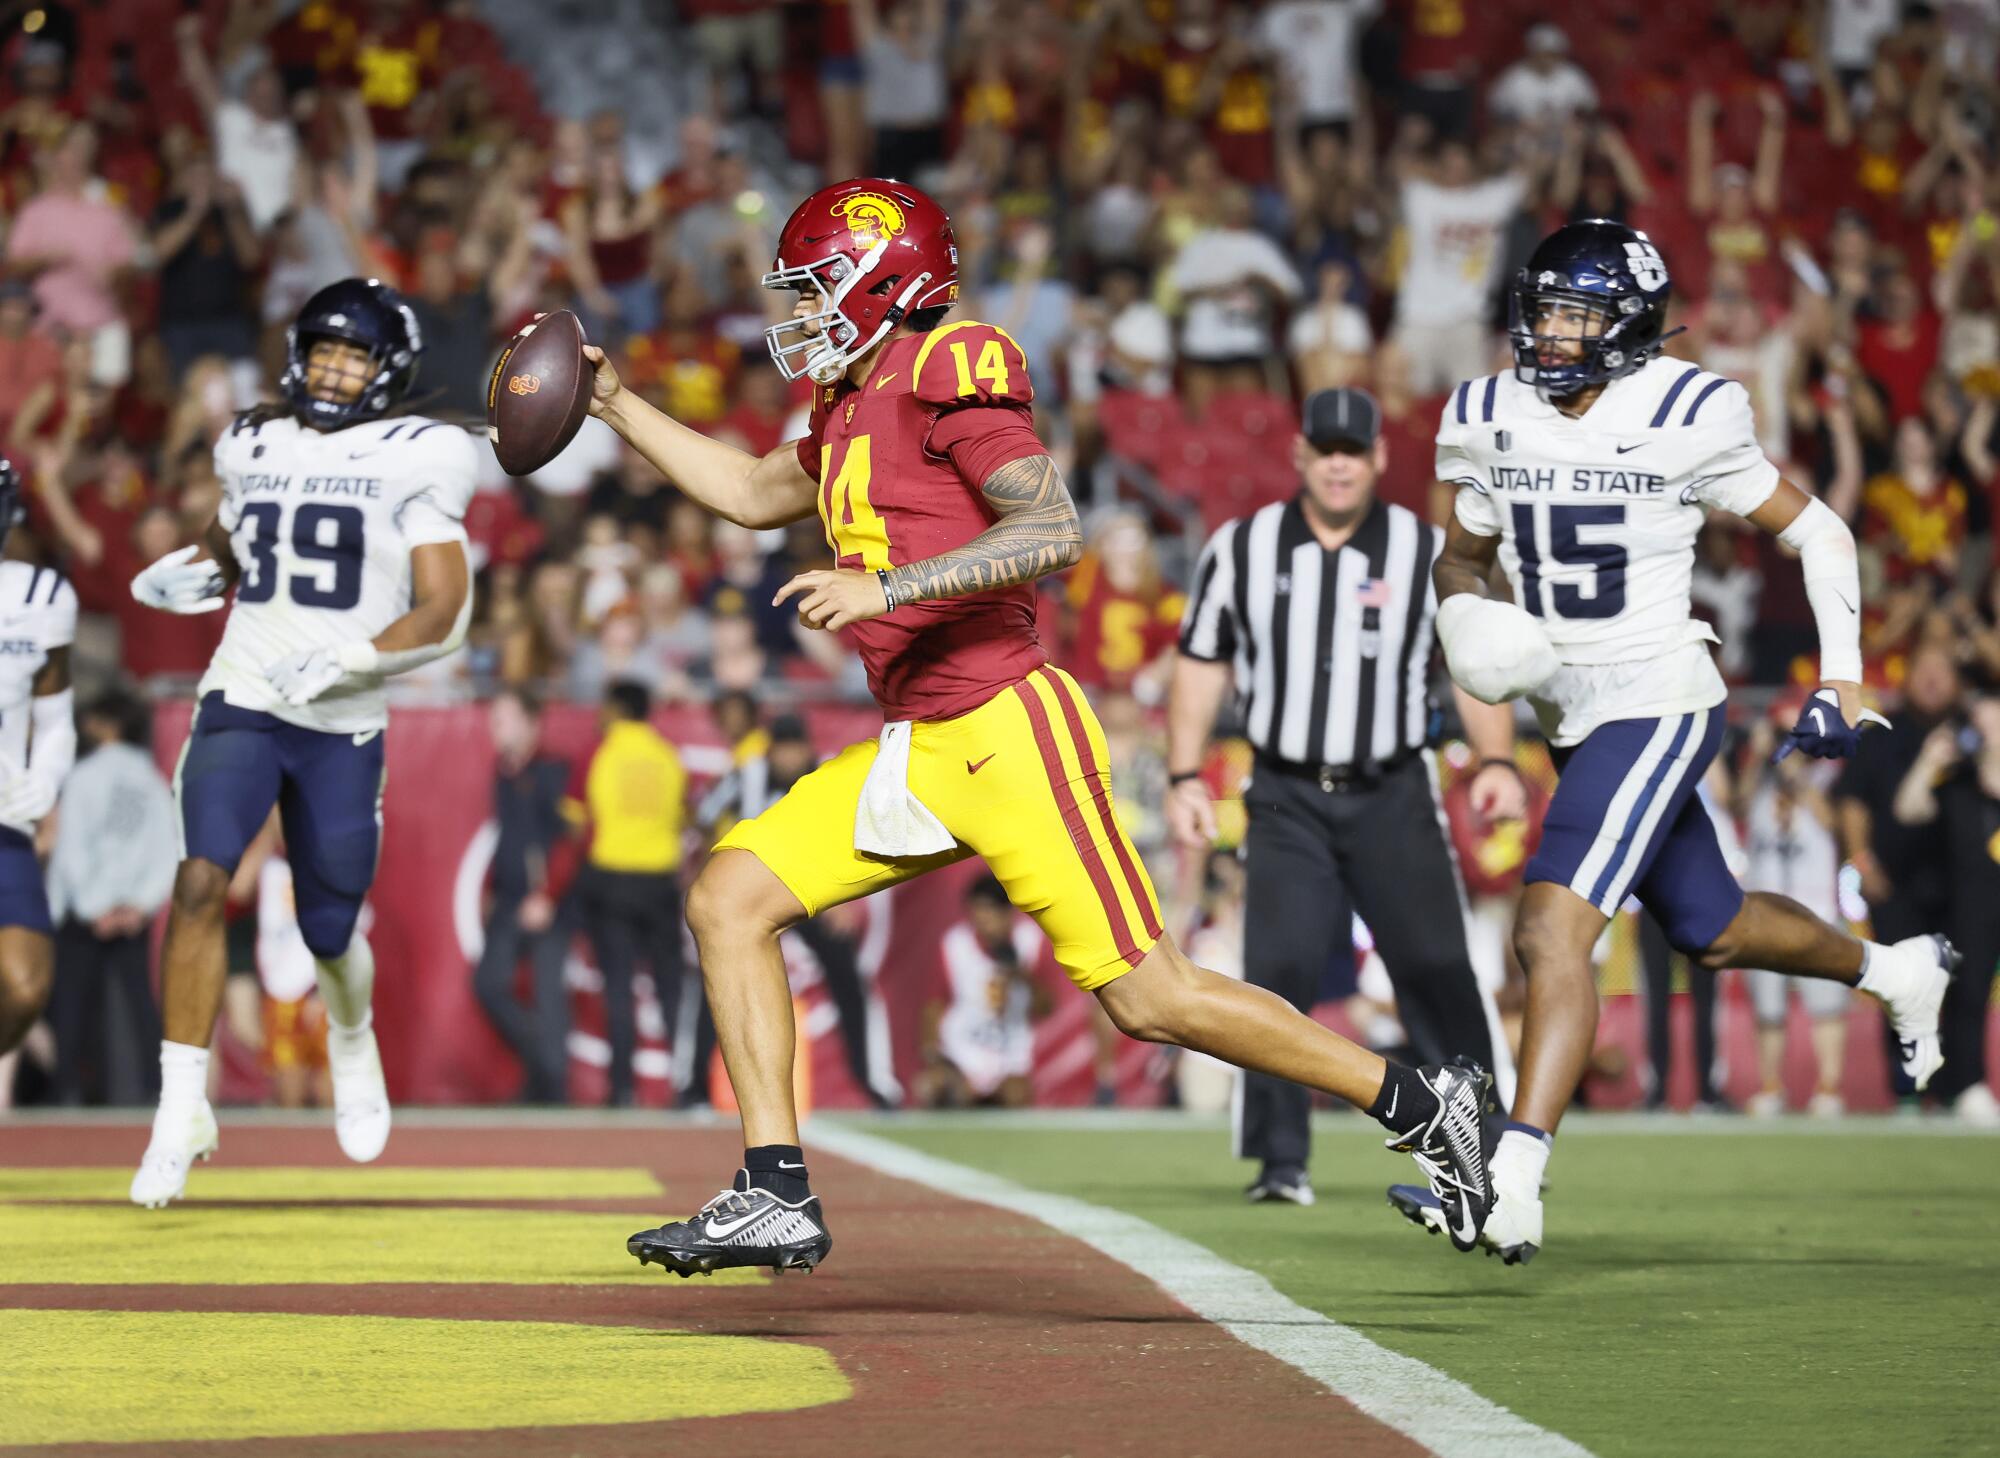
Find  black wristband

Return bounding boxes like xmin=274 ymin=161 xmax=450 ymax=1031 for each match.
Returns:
xmin=1479 ymin=757 xmax=1524 ymax=779
xmin=877 ymin=571 xmax=894 ymax=614
xmin=1168 ymin=770 xmax=1203 ymax=787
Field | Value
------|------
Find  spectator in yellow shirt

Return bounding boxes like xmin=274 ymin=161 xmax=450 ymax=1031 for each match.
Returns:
xmin=549 ymin=679 xmax=687 ymax=1106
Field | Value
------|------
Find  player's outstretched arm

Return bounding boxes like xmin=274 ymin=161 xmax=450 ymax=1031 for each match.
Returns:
xmin=884 ymin=454 xmax=1083 ymax=606
xmin=584 ymin=345 xmax=817 ymax=530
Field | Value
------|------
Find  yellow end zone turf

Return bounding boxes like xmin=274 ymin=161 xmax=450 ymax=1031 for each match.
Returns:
xmin=0 ymin=1167 xmax=664 ymax=1202
xmin=0 ymin=1206 xmax=765 ymax=1286
xmin=0 ymin=1309 xmax=848 ymax=1446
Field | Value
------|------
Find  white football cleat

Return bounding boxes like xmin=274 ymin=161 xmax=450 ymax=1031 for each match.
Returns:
xmin=1807 ymin=1091 xmax=1846 ymax=1119
xmin=1479 ymin=1147 xmax=1543 ymax=1264
xmin=328 ymin=1024 xmax=391 ymax=1162
xmin=1388 ymin=1134 xmax=1543 ymax=1264
xmin=131 ymin=1100 xmax=219 ymax=1208
xmin=1867 ymin=936 xmax=1957 ymax=1092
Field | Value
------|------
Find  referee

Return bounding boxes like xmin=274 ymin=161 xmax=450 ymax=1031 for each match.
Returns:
xmin=1168 ymin=387 xmax=1524 ymax=1206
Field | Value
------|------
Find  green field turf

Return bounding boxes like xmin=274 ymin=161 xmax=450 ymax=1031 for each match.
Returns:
xmin=875 ymin=1116 xmax=2000 ymax=1458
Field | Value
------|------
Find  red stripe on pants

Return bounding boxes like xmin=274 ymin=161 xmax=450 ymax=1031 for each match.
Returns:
xmin=1013 ymin=676 xmax=1143 ymax=967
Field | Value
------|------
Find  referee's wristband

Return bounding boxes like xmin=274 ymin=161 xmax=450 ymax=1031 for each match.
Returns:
xmin=1168 ymin=770 xmax=1204 ymax=787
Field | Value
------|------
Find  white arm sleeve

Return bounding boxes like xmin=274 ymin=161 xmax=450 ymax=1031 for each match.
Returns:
xmin=1776 ymin=495 xmax=1863 ymax=684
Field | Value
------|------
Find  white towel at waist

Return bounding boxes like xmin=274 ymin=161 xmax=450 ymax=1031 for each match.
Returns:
xmin=854 ymin=720 xmax=956 ymax=858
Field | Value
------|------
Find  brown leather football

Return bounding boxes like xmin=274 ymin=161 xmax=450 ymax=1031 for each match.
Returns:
xmin=486 ymin=310 xmax=592 ymax=475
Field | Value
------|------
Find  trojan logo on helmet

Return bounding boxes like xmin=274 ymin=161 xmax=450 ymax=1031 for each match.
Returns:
xmin=830 ymin=191 xmax=908 ymax=245
xmin=761 ymin=177 xmax=959 ymax=386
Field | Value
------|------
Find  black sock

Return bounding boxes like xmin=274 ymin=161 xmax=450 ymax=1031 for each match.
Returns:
xmin=1366 ymin=1062 xmax=1439 ymax=1134
xmin=745 ymin=1144 xmax=810 ymax=1203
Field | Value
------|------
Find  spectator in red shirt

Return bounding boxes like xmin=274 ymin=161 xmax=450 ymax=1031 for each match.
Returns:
xmin=1858 ymin=268 xmax=1942 ymax=424
xmin=716 ymin=367 xmax=792 ymax=459
xmin=1857 ymin=415 xmax=1972 ymax=590
xmin=1063 ymin=507 xmax=1186 ymax=698
xmin=1391 ymin=0 xmax=1483 ymax=140
xmin=0 ymin=282 xmax=60 ymax=444
xmin=1686 ymin=88 xmax=1788 ymax=305
xmin=562 ymin=148 xmax=664 ymax=346
xmin=343 ymin=1 xmax=443 ymax=189
xmin=620 ymin=269 xmax=742 ymax=428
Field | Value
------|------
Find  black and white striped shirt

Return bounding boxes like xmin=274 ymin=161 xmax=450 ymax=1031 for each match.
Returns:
xmin=1179 ymin=496 xmax=1440 ymax=771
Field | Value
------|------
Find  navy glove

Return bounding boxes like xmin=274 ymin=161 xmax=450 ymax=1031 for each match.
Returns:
xmin=1773 ymin=687 xmax=1891 ymax=762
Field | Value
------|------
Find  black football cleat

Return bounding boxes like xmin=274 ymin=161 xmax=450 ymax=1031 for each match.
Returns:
xmin=1383 ymin=1057 xmax=1498 ymax=1253
xmin=628 ymin=1170 xmax=833 ymax=1277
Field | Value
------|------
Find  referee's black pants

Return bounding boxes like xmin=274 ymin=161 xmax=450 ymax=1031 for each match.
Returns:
xmin=1238 ymin=755 xmax=1495 ymax=1170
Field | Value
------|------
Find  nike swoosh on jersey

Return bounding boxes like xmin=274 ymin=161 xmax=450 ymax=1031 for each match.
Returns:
xmin=967 ymin=753 xmax=996 ymax=774
xmin=874 ymin=372 xmax=898 ymax=390
xmin=1614 ymin=442 xmax=1646 ymax=454
xmin=352 ymin=728 xmax=382 ymax=746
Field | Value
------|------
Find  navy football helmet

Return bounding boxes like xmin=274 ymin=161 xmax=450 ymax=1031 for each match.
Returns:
xmin=0 ymin=457 xmax=21 ymax=554
xmin=278 ymin=278 xmax=424 ymax=429
xmin=1508 ymin=219 xmax=1673 ymax=397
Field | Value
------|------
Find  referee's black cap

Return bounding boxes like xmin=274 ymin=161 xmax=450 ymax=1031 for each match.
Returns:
xmin=1302 ymin=387 xmax=1382 ymax=453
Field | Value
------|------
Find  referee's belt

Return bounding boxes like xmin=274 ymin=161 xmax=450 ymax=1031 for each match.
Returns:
xmin=1253 ymin=747 xmax=1419 ymax=794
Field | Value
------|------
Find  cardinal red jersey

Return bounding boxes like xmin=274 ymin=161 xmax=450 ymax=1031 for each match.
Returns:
xmin=797 ymin=320 xmax=1050 ymax=720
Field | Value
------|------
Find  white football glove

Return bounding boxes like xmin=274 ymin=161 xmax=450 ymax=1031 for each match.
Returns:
xmin=263 ymin=641 xmax=379 ymax=707
xmin=1436 ymin=594 xmax=1560 ymax=705
xmin=131 ymin=544 xmax=227 ymax=615
xmin=0 ymin=762 xmax=60 ymax=825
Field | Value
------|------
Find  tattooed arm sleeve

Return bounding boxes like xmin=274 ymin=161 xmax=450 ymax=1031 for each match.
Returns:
xmin=883 ymin=454 xmax=1085 ymax=607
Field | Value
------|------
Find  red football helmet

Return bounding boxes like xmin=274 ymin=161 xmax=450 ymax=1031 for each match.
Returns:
xmin=762 ymin=177 xmax=959 ymax=384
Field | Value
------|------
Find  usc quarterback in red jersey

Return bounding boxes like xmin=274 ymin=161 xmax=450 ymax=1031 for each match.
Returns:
xmin=585 ymin=177 xmax=1496 ymax=1278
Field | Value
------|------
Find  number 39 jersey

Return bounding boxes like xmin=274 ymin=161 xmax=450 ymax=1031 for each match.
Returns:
xmin=202 ymin=412 xmax=477 ymax=735
xmin=1438 ymin=358 xmax=1779 ymax=743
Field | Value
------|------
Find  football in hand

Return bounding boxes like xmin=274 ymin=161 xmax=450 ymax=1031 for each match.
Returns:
xmin=486 ymin=310 xmax=592 ymax=476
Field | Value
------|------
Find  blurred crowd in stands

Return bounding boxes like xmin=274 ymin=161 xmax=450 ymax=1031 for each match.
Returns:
xmin=2 ymin=0 xmax=1996 ymax=1114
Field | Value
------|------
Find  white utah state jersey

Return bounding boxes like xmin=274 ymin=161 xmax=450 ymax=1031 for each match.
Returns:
xmin=1438 ymin=357 xmax=1780 ymax=743
xmin=203 ymin=412 xmax=476 ymax=735
xmin=0 ymin=562 xmax=76 ymax=786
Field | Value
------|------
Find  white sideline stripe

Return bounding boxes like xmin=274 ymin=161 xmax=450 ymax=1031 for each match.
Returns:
xmin=808 ymin=1121 xmax=1596 ymax=1458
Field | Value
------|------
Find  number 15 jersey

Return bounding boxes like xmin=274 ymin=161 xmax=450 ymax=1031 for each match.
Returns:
xmin=203 ymin=412 xmax=477 ymax=735
xmin=1437 ymin=358 xmax=1779 ymax=744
